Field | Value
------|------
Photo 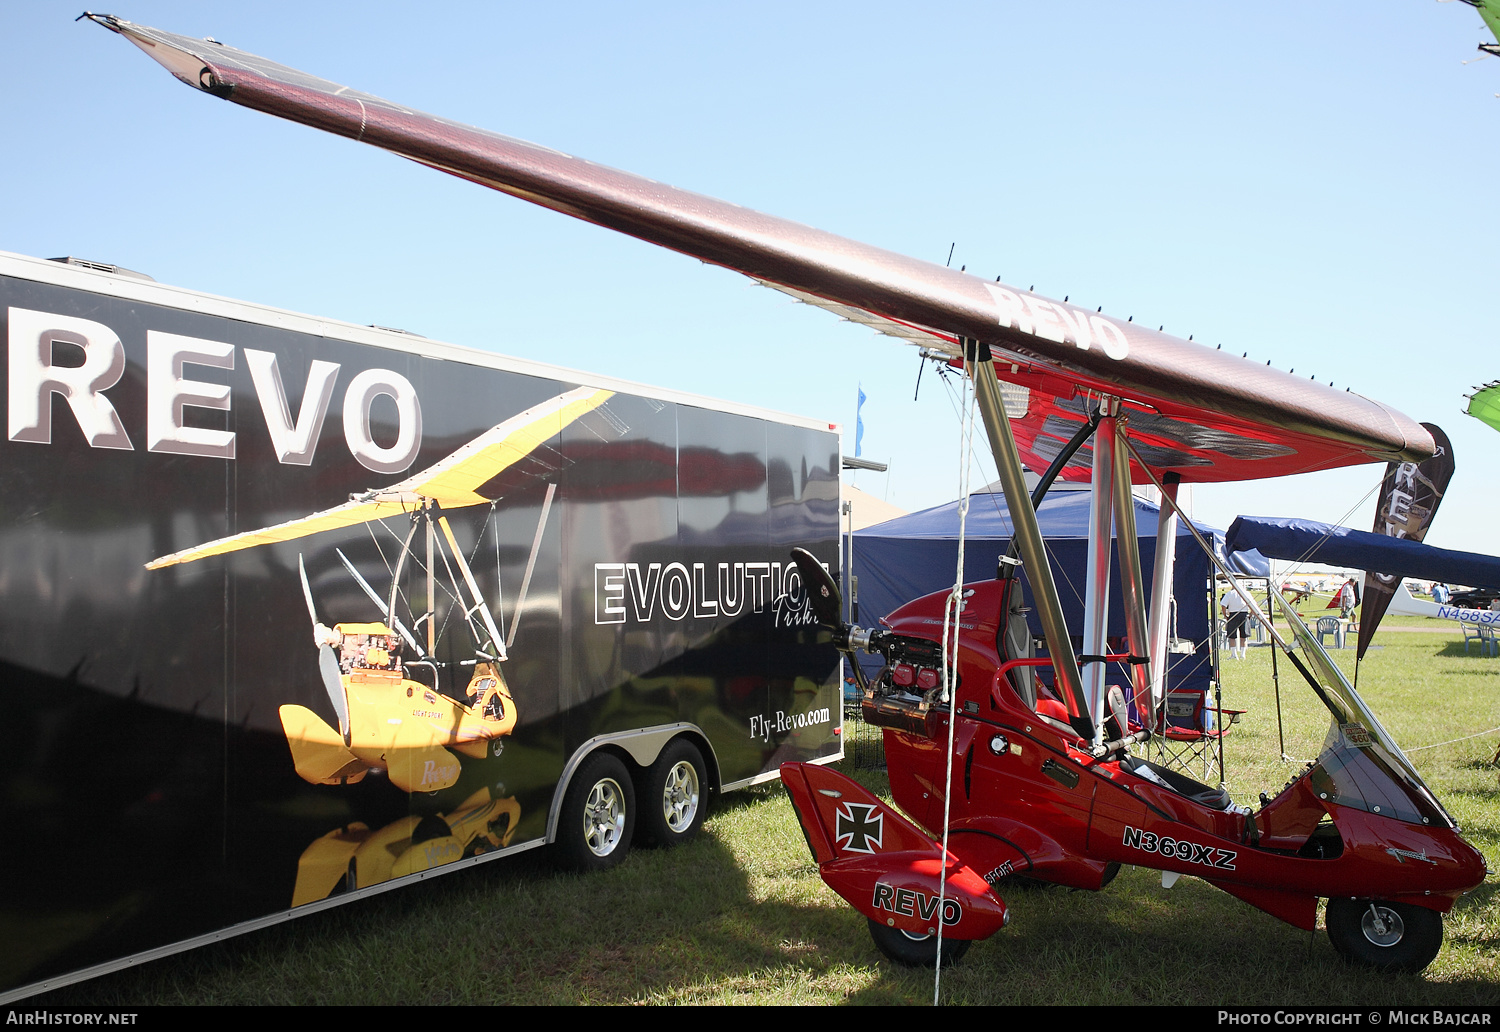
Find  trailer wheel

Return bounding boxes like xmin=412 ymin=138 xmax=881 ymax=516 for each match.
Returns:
xmin=867 ymin=919 xmax=972 ymax=967
xmin=1326 ymin=898 xmax=1443 ymax=974
xmin=554 ymin=753 xmax=635 ymax=872
xmin=637 ymin=739 xmax=707 ymax=847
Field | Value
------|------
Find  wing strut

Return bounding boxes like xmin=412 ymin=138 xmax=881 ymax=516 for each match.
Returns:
xmin=506 ymin=482 xmax=557 ymax=651
xmin=437 ymin=514 xmax=507 ymax=662
xmin=1081 ymin=398 xmax=1120 ymax=741
xmin=967 ymin=340 xmax=1091 ymax=741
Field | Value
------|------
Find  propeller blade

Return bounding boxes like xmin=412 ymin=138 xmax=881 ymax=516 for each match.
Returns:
xmin=318 ymin=644 xmax=350 ymax=742
xmin=790 ymin=547 xmax=842 ymax=628
xmin=300 ymin=554 xmax=351 ymax=741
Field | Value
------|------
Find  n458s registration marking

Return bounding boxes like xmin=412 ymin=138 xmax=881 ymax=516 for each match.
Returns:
xmin=1123 ymin=827 xmax=1236 ymax=870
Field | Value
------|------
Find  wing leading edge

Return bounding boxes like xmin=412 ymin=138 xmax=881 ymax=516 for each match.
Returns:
xmin=146 ymin=386 xmax=613 ymax=569
xmin=88 ymin=15 xmax=1434 ymax=483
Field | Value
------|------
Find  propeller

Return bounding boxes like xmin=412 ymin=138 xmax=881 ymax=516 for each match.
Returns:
xmin=790 ymin=547 xmax=842 ymax=628
xmin=789 ymin=547 xmax=881 ymax=694
xmin=299 ymin=553 xmax=351 ymax=743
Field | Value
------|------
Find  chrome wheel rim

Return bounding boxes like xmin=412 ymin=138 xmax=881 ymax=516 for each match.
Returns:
xmin=583 ymin=778 xmax=627 ymax=857
xmin=1361 ymin=905 xmax=1405 ymax=948
xmin=662 ymin=761 xmax=700 ymax=833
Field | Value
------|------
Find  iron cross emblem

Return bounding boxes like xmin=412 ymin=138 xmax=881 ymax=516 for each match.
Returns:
xmin=836 ymin=802 xmax=884 ymax=854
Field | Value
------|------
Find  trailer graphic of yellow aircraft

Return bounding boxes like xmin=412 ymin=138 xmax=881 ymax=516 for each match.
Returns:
xmin=291 ymin=789 xmax=523 ymax=906
xmin=148 ymin=385 xmax=613 ymax=793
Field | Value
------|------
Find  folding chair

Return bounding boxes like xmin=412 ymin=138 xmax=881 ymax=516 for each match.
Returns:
xmin=1151 ymin=688 xmax=1244 ymax=784
xmin=1477 ymin=625 xmax=1499 ymax=659
xmin=1461 ymin=622 xmax=1491 ymax=656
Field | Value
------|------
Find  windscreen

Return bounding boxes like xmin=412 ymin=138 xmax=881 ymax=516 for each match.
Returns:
xmin=1270 ymin=592 xmax=1452 ymax=828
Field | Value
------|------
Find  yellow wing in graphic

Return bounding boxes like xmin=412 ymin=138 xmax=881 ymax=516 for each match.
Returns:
xmin=147 ymin=386 xmax=612 ymax=569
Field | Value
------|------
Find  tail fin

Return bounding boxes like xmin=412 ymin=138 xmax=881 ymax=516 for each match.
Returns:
xmin=780 ymin=762 xmax=1009 ymax=942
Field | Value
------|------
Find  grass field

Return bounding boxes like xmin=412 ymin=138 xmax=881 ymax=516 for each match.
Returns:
xmin=27 ymin=613 xmax=1500 ymax=1006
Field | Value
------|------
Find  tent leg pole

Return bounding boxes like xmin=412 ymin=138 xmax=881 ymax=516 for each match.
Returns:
xmin=1271 ymin=621 xmax=1287 ymax=760
xmin=1209 ymin=573 xmax=1222 ymax=782
xmin=1146 ymin=473 xmax=1181 ymax=724
xmin=1110 ymin=420 xmax=1153 ymax=728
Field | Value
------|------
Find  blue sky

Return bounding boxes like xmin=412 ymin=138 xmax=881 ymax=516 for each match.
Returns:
xmin=4 ymin=2 xmax=1497 ymax=556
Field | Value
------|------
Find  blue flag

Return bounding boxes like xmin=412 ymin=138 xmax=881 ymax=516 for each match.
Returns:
xmin=855 ymin=385 xmax=867 ymax=458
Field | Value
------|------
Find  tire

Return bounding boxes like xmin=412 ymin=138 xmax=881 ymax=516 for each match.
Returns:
xmin=636 ymin=739 xmax=708 ymax=847
xmin=867 ymin=918 xmax=973 ymax=967
xmin=1326 ymin=898 xmax=1443 ymax=974
xmin=553 ymin=752 xmax=635 ymax=872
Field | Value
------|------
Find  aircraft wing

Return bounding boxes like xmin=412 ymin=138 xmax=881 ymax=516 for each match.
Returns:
xmin=90 ymin=15 xmax=1434 ymax=484
xmin=147 ymin=385 xmax=612 ymax=569
xmin=1465 ymin=381 xmax=1500 ymax=437
xmin=1462 ymin=0 xmax=1500 ymax=52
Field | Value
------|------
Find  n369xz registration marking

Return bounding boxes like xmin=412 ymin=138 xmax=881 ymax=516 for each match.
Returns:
xmin=1122 ymin=826 xmax=1236 ymax=870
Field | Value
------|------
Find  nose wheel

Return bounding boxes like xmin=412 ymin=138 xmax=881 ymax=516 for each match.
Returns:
xmin=867 ymin=918 xmax=972 ymax=967
xmin=1326 ymin=898 xmax=1443 ymax=974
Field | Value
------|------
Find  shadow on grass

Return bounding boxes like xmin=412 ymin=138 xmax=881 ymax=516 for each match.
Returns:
xmin=1433 ymin=641 xmax=1500 ymax=662
xmin=27 ymin=779 xmax=1500 ymax=1006
xmin=845 ymin=868 xmax=1500 ymax=1006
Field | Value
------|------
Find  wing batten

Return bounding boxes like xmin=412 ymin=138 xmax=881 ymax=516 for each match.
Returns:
xmin=92 ymin=16 xmax=1434 ymax=479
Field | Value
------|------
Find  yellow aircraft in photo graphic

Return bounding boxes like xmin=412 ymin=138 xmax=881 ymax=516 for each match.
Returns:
xmin=148 ymin=385 xmax=613 ymax=794
xmin=290 ymin=790 xmax=524 ymax=906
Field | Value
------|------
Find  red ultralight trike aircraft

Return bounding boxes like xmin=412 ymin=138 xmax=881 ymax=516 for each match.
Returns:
xmin=89 ymin=13 xmax=1488 ymax=973
xmin=781 ymin=530 xmax=1486 ymax=972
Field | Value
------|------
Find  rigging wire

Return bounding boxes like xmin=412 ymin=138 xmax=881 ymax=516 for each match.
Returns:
xmin=365 ymin=520 xmax=396 ymax=579
xmin=367 ymin=508 xmax=472 ymax=667
xmin=935 ymin=362 xmax=1087 ymax=602
xmin=933 ymin=346 xmax=982 ymax=1003
xmin=1233 ymin=475 xmax=1382 ymax=691
xmin=1256 ymin=479 xmax=1383 ymax=573
xmin=1406 ymin=725 xmax=1500 ymax=753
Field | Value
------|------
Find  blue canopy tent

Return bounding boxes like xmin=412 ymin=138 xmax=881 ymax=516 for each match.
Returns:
xmin=850 ymin=485 xmax=1268 ymax=697
xmin=1225 ymin=516 xmax=1500 ymax=590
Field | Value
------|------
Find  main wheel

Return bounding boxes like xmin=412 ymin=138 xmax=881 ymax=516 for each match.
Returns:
xmin=867 ymin=918 xmax=973 ymax=967
xmin=1326 ymin=898 xmax=1443 ymax=974
xmin=636 ymin=739 xmax=708 ymax=847
xmin=553 ymin=753 xmax=635 ymax=872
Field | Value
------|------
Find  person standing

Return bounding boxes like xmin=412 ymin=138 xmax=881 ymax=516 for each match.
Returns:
xmin=1338 ymin=578 xmax=1359 ymax=626
xmin=1222 ymin=587 xmax=1252 ymax=660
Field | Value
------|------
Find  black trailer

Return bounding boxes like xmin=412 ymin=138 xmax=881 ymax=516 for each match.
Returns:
xmin=0 ymin=251 xmax=843 ymax=1000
